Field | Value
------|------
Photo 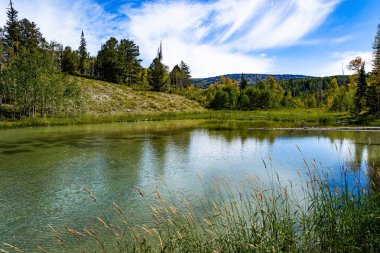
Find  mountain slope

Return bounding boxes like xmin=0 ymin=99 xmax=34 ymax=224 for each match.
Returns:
xmin=75 ymin=77 xmax=205 ymax=114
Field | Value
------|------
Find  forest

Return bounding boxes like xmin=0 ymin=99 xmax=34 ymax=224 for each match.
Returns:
xmin=0 ymin=0 xmax=379 ymax=120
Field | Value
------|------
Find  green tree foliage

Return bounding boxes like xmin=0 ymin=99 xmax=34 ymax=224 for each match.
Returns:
xmin=118 ymin=39 xmax=142 ymax=86
xmin=372 ymin=24 xmax=380 ymax=83
xmin=267 ymin=76 xmax=284 ymax=108
xmin=239 ymin=73 xmax=248 ymax=90
xmin=238 ymin=94 xmax=250 ymax=110
xmin=96 ymin=37 xmax=122 ymax=83
xmin=326 ymin=78 xmax=339 ymax=109
xmin=356 ymin=65 xmax=368 ymax=112
xmin=96 ymin=37 xmax=142 ymax=85
xmin=149 ymin=43 xmax=169 ymax=91
xmin=368 ymin=23 xmax=380 ymax=114
xmin=149 ymin=57 xmax=169 ymax=91
xmin=208 ymin=77 xmax=239 ymax=110
xmin=18 ymin=18 xmax=45 ymax=50
xmin=0 ymin=48 xmax=81 ymax=118
xmin=61 ymin=46 xmax=78 ymax=74
xmin=367 ymin=84 xmax=380 ymax=113
xmin=3 ymin=0 xmax=19 ymax=56
xmin=170 ymin=61 xmax=192 ymax=90
xmin=0 ymin=2 xmax=81 ymax=119
xmin=348 ymin=57 xmax=368 ymax=113
xmin=180 ymin=61 xmax=192 ymax=88
xmin=78 ymin=31 xmax=87 ymax=75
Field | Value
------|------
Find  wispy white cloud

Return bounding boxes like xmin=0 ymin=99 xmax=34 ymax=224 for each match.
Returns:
xmin=0 ymin=0 xmax=120 ymax=54
xmin=121 ymin=0 xmax=341 ymax=76
xmin=314 ymin=51 xmax=373 ymax=76
xmin=297 ymin=35 xmax=354 ymax=46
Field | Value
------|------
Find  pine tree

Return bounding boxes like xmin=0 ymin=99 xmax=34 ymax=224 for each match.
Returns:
xmin=356 ymin=65 xmax=367 ymax=112
xmin=170 ymin=64 xmax=182 ymax=89
xmin=78 ymin=31 xmax=87 ymax=75
xmin=149 ymin=42 xmax=169 ymax=91
xmin=372 ymin=24 xmax=380 ymax=82
xmin=239 ymin=73 xmax=248 ymax=90
xmin=3 ymin=0 xmax=20 ymax=56
xmin=368 ymin=23 xmax=380 ymax=114
xmin=179 ymin=61 xmax=191 ymax=88
xmin=118 ymin=39 xmax=141 ymax=86
xmin=61 ymin=46 xmax=78 ymax=74
xmin=96 ymin=37 xmax=122 ymax=83
xmin=18 ymin=18 xmax=45 ymax=50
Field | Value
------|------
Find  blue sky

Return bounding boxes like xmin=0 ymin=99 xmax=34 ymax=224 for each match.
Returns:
xmin=0 ymin=0 xmax=379 ymax=77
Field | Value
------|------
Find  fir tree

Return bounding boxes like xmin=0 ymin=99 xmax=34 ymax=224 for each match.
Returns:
xmin=372 ymin=24 xmax=380 ymax=82
xmin=18 ymin=18 xmax=45 ymax=50
xmin=3 ymin=0 xmax=20 ymax=55
xmin=96 ymin=37 xmax=122 ymax=83
xmin=180 ymin=61 xmax=191 ymax=88
xmin=78 ymin=31 xmax=87 ymax=75
xmin=61 ymin=46 xmax=78 ymax=74
xmin=149 ymin=42 xmax=169 ymax=91
xmin=118 ymin=39 xmax=142 ymax=86
xmin=356 ymin=65 xmax=367 ymax=112
xmin=170 ymin=64 xmax=182 ymax=89
xmin=239 ymin=73 xmax=248 ymax=90
xmin=368 ymin=23 xmax=380 ymax=114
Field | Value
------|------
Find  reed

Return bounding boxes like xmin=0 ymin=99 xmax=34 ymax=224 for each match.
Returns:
xmin=41 ymin=162 xmax=380 ymax=251
xmin=2 ymin=157 xmax=379 ymax=252
xmin=0 ymin=109 xmax=348 ymax=129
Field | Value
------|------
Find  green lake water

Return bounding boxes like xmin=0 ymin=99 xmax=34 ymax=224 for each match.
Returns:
xmin=0 ymin=120 xmax=379 ymax=251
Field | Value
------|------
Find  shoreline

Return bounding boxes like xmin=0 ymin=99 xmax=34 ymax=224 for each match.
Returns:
xmin=0 ymin=110 xmax=378 ymax=129
xmin=249 ymin=126 xmax=380 ymax=131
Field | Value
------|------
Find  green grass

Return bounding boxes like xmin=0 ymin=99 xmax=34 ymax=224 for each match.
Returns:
xmin=10 ymin=158 xmax=377 ymax=253
xmin=0 ymin=109 xmax=351 ymax=129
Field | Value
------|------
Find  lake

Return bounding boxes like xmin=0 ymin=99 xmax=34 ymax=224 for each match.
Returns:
xmin=0 ymin=120 xmax=379 ymax=251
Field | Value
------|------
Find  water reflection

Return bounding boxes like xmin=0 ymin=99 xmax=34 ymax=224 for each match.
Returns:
xmin=0 ymin=121 xmax=379 ymax=251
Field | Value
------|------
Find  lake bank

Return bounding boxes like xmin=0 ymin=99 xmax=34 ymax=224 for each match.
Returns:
xmin=1 ymin=109 xmax=373 ymax=129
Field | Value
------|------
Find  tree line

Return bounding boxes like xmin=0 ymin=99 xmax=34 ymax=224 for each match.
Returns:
xmin=185 ymin=29 xmax=380 ymax=115
xmin=0 ymin=1 xmax=192 ymax=119
xmin=0 ymin=0 xmax=379 ymax=119
xmin=0 ymin=1 xmax=81 ymax=119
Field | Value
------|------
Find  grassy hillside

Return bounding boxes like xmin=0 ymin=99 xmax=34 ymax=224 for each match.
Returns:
xmin=76 ymin=76 xmax=205 ymax=114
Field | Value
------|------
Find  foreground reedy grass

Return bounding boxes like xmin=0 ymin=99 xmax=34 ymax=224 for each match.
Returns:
xmin=0 ymin=109 xmax=349 ymax=129
xmin=3 ymin=158 xmax=378 ymax=253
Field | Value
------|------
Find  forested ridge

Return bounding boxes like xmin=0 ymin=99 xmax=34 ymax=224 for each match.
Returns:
xmin=0 ymin=0 xmax=379 ymax=120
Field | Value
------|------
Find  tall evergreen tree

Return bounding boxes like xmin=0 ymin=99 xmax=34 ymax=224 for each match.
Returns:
xmin=368 ymin=23 xmax=380 ymax=113
xmin=96 ymin=37 xmax=122 ymax=83
xmin=170 ymin=64 xmax=182 ymax=89
xmin=3 ymin=0 xmax=20 ymax=56
xmin=149 ymin=42 xmax=169 ymax=91
xmin=239 ymin=73 xmax=248 ymax=90
xmin=78 ymin=31 xmax=87 ymax=75
xmin=170 ymin=61 xmax=191 ymax=90
xmin=372 ymin=24 xmax=380 ymax=82
xmin=348 ymin=57 xmax=368 ymax=113
xmin=61 ymin=46 xmax=78 ymax=74
xmin=180 ymin=61 xmax=191 ymax=88
xmin=18 ymin=18 xmax=45 ymax=50
xmin=118 ymin=39 xmax=141 ymax=86
xmin=356 ymin=65 xmax=368 ymax=112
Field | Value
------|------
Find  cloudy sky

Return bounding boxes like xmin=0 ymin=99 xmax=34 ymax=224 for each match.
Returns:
xmin=0 ymin=0 xmax=379 ymax=77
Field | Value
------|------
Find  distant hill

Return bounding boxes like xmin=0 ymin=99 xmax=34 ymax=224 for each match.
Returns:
xmin=192 ymin=74 xmax=315 ymax=88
